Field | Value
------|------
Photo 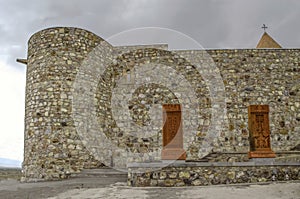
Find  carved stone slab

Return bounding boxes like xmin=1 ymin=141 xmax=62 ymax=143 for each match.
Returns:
xmin=161 ymin=104 xmax=186 ymax=160
xmin=248 ymin=105 xmax=276 ymax=158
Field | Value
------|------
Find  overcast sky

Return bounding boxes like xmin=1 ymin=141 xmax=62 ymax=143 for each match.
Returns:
xmin=0 ymin=0 xmax=299 ymax=162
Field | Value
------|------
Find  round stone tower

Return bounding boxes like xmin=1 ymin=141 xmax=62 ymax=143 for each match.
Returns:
xmin=23 ymin=27 xmax=107 ymax=181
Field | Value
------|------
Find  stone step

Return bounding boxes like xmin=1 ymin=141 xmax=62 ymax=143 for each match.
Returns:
xmin=275 ymin=155 xmax=300 ymax=163
xmin=71 ymin=168 xmax=128 ymax=179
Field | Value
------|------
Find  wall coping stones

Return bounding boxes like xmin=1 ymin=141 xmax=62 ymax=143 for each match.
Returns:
xmin=127 ymin=161 xmax=300 ymax=168
xmin=28 ymin=26 xmax=106 ymax=44
xmin=115 ymin=43 xmax=168 ymax=50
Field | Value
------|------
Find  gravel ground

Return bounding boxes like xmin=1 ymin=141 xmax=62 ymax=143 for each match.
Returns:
xmin=49 ymin=182 xmax=300 ymax=199
xmin=0 ymin=176 xmax=299 ymax=199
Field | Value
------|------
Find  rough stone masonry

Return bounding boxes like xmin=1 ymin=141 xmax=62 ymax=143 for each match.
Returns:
xmin=19 ymin=27 xmax=299 ymax=181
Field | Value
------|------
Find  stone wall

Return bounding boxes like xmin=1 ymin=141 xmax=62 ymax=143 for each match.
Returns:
xmin=176 ymin=49 xmax=300 ymax=154
xmin=128 ymin=162 xmax=300 ymax=186
xmin=22 ymin=27 xmax=300 ymax=181
xmin=204 ymin=49 xmax=300 ymax=152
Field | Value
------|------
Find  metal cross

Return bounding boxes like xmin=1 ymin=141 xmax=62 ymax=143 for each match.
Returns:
xmin=261 ymin=24 xmax=268 ymax=32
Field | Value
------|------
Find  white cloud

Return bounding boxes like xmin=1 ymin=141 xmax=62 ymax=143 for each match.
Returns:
xmin=0 ymin=61 xmax=25 ymax=161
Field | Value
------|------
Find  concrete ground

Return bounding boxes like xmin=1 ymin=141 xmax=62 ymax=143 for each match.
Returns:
xmin=0 ymin=169 xmax=299 ymax=199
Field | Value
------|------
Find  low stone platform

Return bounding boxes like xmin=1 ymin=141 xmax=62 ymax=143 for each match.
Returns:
xmin=127 ymin=161 xmax=300 ymax=187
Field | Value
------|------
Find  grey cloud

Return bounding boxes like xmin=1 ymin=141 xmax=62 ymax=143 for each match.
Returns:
xmin=0 ymin=0 xmax=299 ymax=71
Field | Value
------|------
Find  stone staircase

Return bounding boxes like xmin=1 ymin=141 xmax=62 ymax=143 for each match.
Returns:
xmin=71 ymin=168 xmax=128 ymax=182
xmin=187 ymin=152 xmax=249 ymax=162
xmin=189 ymin=151 xmax=300 ymax=163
